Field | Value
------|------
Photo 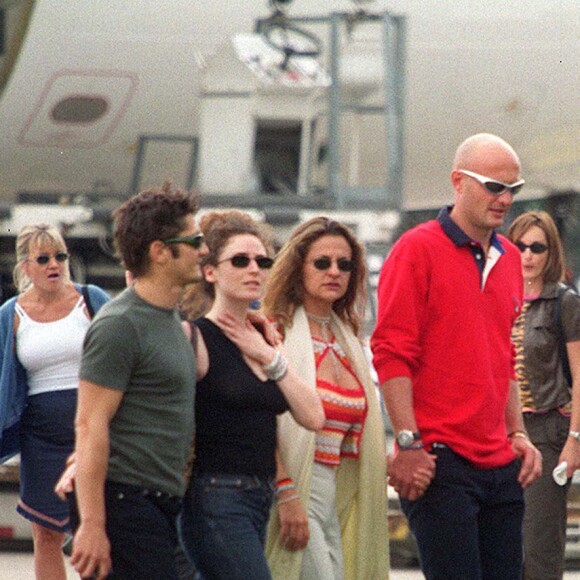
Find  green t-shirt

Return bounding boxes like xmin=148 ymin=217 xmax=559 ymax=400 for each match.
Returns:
xmin=80 ymin=287 xmax=196 ymax=497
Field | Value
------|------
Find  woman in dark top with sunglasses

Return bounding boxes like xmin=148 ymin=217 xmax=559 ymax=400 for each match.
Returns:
xmin=507 ymin=211 xmax=580 ymax=580
xmin=263 ymin=217 xmax=389 ymax=580
xmin=0 ymin=224 xmax=109 ymax=580
xmin=178 ymin=210 xmax=324 ymax=580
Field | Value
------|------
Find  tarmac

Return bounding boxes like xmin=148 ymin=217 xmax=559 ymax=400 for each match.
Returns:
xmin=0 ymin=553 xmax=421 ymax=579
xmin=1 ymin=553 xmax=580 ymax=580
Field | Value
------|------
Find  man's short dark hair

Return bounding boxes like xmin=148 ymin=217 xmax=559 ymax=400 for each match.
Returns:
xmin=113 ymin=182 xmax=199 ymax=276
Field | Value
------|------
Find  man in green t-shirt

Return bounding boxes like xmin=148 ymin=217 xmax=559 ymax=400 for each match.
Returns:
xmin=70 ymin=183 xmax=207 ymax=580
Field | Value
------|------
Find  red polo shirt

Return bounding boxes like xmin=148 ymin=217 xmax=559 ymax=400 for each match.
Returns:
xmin=371 ymin=208 xmax=523 ymax=468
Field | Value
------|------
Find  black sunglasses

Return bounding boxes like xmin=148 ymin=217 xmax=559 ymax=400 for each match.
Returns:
xmin=32 ymin=252 xmax=69 ymax=265
xmin=312 ymin=257 xmax=354 ymax=272
xmin=163 ymin=233 xmax=205 ymax=249
xmin=217 ymin=254 xmax=274 ymax=269
xmin=515 ymin=241 xmax=548 ymax=255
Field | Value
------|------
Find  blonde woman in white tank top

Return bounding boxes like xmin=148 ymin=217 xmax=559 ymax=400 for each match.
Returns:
xmin=5 ymin=224 xmax=109 ymax=580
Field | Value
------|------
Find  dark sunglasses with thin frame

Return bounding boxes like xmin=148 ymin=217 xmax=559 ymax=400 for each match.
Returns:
xmin=312 ymin=257 xmax=354 ymax=272
xmin=31 ymin=252 xmax=69 ymax=265
xmin=515 ymin=241 xmax=548 ymax=255
xmin=218 ymin=254 xmax=274 ymax=269
xmin=163 ymin=233 xmax=205 ymax=249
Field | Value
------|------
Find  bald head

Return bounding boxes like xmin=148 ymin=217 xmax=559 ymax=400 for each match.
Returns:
xmin=453 ymin=133 xmax=521 ymax=172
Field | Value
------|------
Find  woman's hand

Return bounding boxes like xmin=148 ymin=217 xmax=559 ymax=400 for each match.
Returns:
xmin=278 ymin=494 xmax=309 ymax=551
xmin=55 ymin=454 xmax=77 ymax=500
xmin=247 ymin=311 xmax=282 ymax=347
xmin=215 ymin=312 xmax=276 ymax=366
xmin=560 ymin=437 xmax=580 ymax=477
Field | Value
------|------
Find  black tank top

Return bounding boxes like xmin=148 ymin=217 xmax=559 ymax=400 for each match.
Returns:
xmin=193 ymin=317 xmax=289 ymax=478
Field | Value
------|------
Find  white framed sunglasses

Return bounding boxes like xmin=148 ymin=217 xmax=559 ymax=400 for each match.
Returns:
xmin=458 ymin=169 xmax=525 ymax=196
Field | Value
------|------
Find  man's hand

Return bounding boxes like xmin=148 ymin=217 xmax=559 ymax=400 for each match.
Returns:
xmin=70 ymin=522 xmax=112 ymax=580
xmin=511 ymin=435 xmax=542 ymax=488
xmin=388 ymin=449 xmax=436 ymax=500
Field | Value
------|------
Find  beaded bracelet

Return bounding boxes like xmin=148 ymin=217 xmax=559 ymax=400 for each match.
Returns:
xmin=275 ymin=484 xmax=296 ymax=497
xmin=275 ymin=477 xmax=295 ymax=497
xmin=277 ymin=493 xmax=299 ymax=505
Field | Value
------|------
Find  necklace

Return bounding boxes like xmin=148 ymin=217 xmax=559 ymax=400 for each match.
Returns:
xmin=305 ymin=311 xmax=342 ymax=383
xmin=525 ymin=278 xmax=542 ymax=296
xmin=305 ymin=311 xmax=331 ymax=325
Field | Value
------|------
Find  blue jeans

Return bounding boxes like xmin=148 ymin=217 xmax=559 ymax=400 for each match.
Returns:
xmin=178 ymin=473 xmax=274 ymax=580
xmin=401 ymin=445 xmax=524 ymax=580
xmin=70 ymin=481 xmax=182 ymax=579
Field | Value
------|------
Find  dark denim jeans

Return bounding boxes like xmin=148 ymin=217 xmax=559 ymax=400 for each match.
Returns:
xmin=70 ymin=480 xmax=182 ymax=580
xmin=401 ymin=445 xmax=524 ymax=580
xmin=178 ymin=473 xmax=274 ymax=580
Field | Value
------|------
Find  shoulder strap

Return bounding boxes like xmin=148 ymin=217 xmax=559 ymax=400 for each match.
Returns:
xmin=554 ymin=284 xmax=572 ymax=388
xmin=81 ymin=285 xmax=95 ymax=320
xmin=13 ymin=302 xmax=27 ymax=318
xmin=189 ymin=320 xmax=198 ymax=352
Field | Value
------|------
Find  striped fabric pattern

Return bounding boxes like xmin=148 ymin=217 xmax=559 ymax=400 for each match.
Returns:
xmin=312 ymin=336 xmax=367 ymax=466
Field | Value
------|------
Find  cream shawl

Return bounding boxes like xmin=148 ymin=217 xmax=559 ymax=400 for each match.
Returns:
xmin=266 ymin=306 xmax=390 ymax=579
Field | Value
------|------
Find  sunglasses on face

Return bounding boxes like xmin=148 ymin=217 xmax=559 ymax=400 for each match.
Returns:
xmin=217 ymin=254 xmax=274 ymax=269
xmin=458 ymin=169 xmax=525 ymax=196
xmin=163 ymin=233 xmax=205 ymax=249
xmin=311 ymin=257 xmax=354 ymax=272
xmin=515 ymin=241 xmax=548 ymax=254
xmin=31 ymin=252 xmax=69 ymax=265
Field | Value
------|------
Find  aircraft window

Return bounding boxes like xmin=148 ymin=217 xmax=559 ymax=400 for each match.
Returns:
xmin=51 ymin=96 xmax=108 ymax=124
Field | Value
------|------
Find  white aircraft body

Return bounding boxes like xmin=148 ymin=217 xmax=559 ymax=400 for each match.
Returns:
xmin=0 ymin=0 xmax=577 ymax=213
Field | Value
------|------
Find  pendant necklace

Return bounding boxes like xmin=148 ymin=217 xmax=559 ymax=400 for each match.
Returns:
xmin=525 ymin=278 xmax=542 ymax=297
xmin=305 ymin=311 xmax=342 ymax=383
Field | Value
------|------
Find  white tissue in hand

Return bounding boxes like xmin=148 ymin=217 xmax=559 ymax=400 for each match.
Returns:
xmin=552 ymin=461 xmax=568 ymax=486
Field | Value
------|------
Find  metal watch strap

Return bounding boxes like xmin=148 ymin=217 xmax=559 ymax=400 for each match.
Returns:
xmin=398 ymin=442 xmax=425 ymax=451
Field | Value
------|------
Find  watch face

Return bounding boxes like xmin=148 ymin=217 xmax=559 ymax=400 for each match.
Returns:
xmin=397 ymin=430 xmax=414 ymax=448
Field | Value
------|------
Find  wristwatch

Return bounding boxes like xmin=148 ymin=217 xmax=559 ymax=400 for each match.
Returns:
xmin=396 ymin=430 xmax=422 ymax=449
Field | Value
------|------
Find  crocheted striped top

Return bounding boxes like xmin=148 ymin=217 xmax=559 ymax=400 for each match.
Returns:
xmin=312 ymin=336 xmax=368 ymax=466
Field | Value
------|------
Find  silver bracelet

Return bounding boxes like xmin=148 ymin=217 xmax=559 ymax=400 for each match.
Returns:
xmin=263 ymin=350 xmax=288 ymax=381
xmin=270 ymin=356 xmax=288 ymax=382
xmin=263 ymin=350 xmax=281 ymax=374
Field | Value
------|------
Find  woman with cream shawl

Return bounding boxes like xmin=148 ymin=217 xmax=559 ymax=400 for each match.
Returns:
xmin=263 ymin=217 xmax=389 ymax=580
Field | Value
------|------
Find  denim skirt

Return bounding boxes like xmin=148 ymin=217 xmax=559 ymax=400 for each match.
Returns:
xmin=17 ymin=389 xmax=77 ymax=532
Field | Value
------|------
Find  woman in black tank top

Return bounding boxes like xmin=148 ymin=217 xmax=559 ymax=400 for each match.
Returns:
xmin=178 ymin=210 xmax=324 ymax=580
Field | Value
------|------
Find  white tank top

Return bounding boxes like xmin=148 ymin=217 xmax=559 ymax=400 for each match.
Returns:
xmin=15 ymin=296 xmax=91 ymax=396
